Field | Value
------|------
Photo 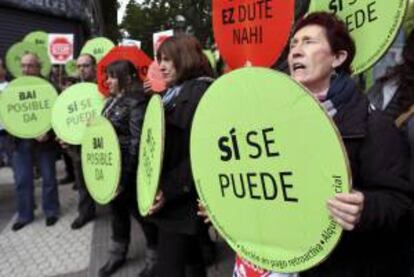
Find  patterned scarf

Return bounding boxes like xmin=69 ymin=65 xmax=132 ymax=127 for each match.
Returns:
xmin=161 ymin=76 xmax=214 ymax=111
xmin=321 ymin=72 xmax=356 ymax=118
xmin=162 ymin=84 xmax=183 ymax=111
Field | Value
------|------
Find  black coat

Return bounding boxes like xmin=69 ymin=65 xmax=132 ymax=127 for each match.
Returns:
xmin=102 ymin=89 xmax=148 ymax=181
xmin=302 ymin=89 xmax=414 ymax=277
xmin=150 ymin=78 xmax=211 ymax=235
xmin=367 ymin=80 xmax=414 ymax=183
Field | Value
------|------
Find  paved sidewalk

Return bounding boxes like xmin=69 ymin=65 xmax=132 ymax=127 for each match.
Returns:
xmin=0 ymin=162 xmax=234 ymax=277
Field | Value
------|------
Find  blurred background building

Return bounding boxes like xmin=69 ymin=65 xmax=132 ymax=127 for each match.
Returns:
xmin=0 ymin=0 xmax=118 ymax=59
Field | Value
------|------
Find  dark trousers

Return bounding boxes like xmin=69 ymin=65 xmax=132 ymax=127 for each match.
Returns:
xmin=12 ymin=139 xmax=59 ymax=222
xmin=157 ymin=229 xmax=206 ymax=277
xmin=111 ymin=183 xmax=158 ymax=250
xmin=74 ymin=159 xmax=95 ymax=218
xmin=62 ymin=151 xmax=75 ymax=179
xmin=0 ymin=131 xmax=12 ymax=165
xmin=67 ymin=146 xmax=95 ymax=219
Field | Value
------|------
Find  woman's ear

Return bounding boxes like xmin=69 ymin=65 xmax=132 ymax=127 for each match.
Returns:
xmin=332 ymin=50 xmax=348 ymax=70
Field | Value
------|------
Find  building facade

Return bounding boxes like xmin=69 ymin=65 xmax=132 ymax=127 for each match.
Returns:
xmin=0 ymin=0 xmax=106 ymax=60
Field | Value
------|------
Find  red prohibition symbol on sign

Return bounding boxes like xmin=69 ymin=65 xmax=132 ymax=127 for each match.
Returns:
xmin=49 ymin=37 xmax=73 ymax=62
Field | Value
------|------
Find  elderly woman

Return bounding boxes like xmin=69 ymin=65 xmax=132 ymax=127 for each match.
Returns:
xmin=288 ymin=12 xmax=413 ymax=277
xmin=232 ymin=11 xmax=413 ymax=277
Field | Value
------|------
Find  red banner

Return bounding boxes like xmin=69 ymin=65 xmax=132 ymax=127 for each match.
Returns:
xmin=97 ymin=46 xmax=152 ymax=96
xmin=213 ymin=0 xmax=294 ymax=69
xmin=147 ymin=61 xmax=166 ymax=93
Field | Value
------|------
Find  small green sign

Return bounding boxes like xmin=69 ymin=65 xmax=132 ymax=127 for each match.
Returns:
xmin=6 ymin=41 xmax=52 ymax=78
xmin=0 ymin=76 xmax=57 ymax=138
xmin=52 ymin=83 xmax=105 ymax=145
xmin=137 ymin=95 xmax=165 ymax=216
xmin=81 ymin=37 xmax=115 ymax=62
xmin=309 ymin=0 xmax=407 ymax=74
xmin=23 ymin=31 xmax=48 ymax=47
xmin=190 ymin=67 xmax=350 ymax=273
xmin=65 ymin=59 xmax=78 ymax=77
xmin=81 ymin=116 xmax=121 ymax=204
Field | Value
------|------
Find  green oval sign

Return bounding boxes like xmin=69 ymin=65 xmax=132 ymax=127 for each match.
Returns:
xmin=308 ymin=0 xmax=407 ymax=74
xmin=190 ymin=67 xmax=350 ymax=273
xmin=52 ymin=83 xmax=105 ymax=145
xmin=137 ymin=95 xmax=165 ymax=216
xmin=65 ymin=59 xmax=78 ymax=77
xmin=6 ymin=41 xmax=52 ymax=78
xmin=81 ymin=116 xmax=121 ymax=204
xmin=23 ymin=31 xmax=48 ymax=47
xmin=0 ymin=76 xmax=57 ymax=138
xmin=81 ymin=37 xmax=115 ymax=62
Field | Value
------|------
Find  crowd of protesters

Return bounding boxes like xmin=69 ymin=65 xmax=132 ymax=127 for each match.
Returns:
xmin=0 ymin=10 xmax=413 ymax=277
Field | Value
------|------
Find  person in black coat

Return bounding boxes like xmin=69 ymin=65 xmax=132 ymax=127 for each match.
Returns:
xmin=147 ymin=35 xmax=214 ymax=277
xmin=98 ymin=60 xmax=158 ymax=277
xmin=286 ymin=12 xmax=414 ymax=277
xmin=367 ymin=29 xmax=414 ymax=276
xmin=367 ymin=29 xmax=414 ymax=183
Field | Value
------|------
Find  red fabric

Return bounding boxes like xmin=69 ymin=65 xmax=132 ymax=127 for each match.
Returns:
xmin=234 ymin=255 xmax=272 ymax=277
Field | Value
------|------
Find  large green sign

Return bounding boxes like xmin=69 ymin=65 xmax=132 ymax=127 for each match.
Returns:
xmin=0 ymin=76 xmax=57 ymax=138
xmin=52 ymin=83 xmax=105 ymax=145
xmin=23 ymin=31 xmax=48 ymax=47
xmin=81 ymin=37 xmax=115 ymax=62
xmin=137 ymin=95 xmax=165 ymax=216
xmin=81 ymin=116 xmax=121 ymax=204
xmin=309 ymin=0 xmax=407 ymax=74
xmin=190 ymin=67 xmax=350 ymax=273
xmin=6 ymin=41 xmax=52 ymax=78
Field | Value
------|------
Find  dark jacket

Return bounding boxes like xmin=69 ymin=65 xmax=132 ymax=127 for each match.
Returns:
xmin=102 ymin=88 xmax=148 ymax=180
xmin=150 ymin=78 xmax=211 ymax=235
xmin=367 ymin=80 xmax=414 ymax=182
xmin=303 ymin=87 xmax=414 ymax=277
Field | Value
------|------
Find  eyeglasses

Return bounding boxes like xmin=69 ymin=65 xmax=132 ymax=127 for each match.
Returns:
xmin=21 ymin=63 xmax=38 ymax=68
xmin=76 ymin=63 xmax=92 ymax=69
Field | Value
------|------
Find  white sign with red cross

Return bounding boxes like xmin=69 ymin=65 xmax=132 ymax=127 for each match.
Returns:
xmin=48 ymin=34 xmax=74 ymax=64
xmin=152 ymin=29 xmax=173 ymax=58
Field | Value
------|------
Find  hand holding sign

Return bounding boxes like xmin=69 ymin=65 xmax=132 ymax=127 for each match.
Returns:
xmin=36 ymin=133 xmax=49 ymax=142
xmin=327 ymin=189 xmax=364 ymax=231
xmin=197 ymin=200 xmax=211 ymax=224
xmin=148 ymin=190 xmax=165 ymax=215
